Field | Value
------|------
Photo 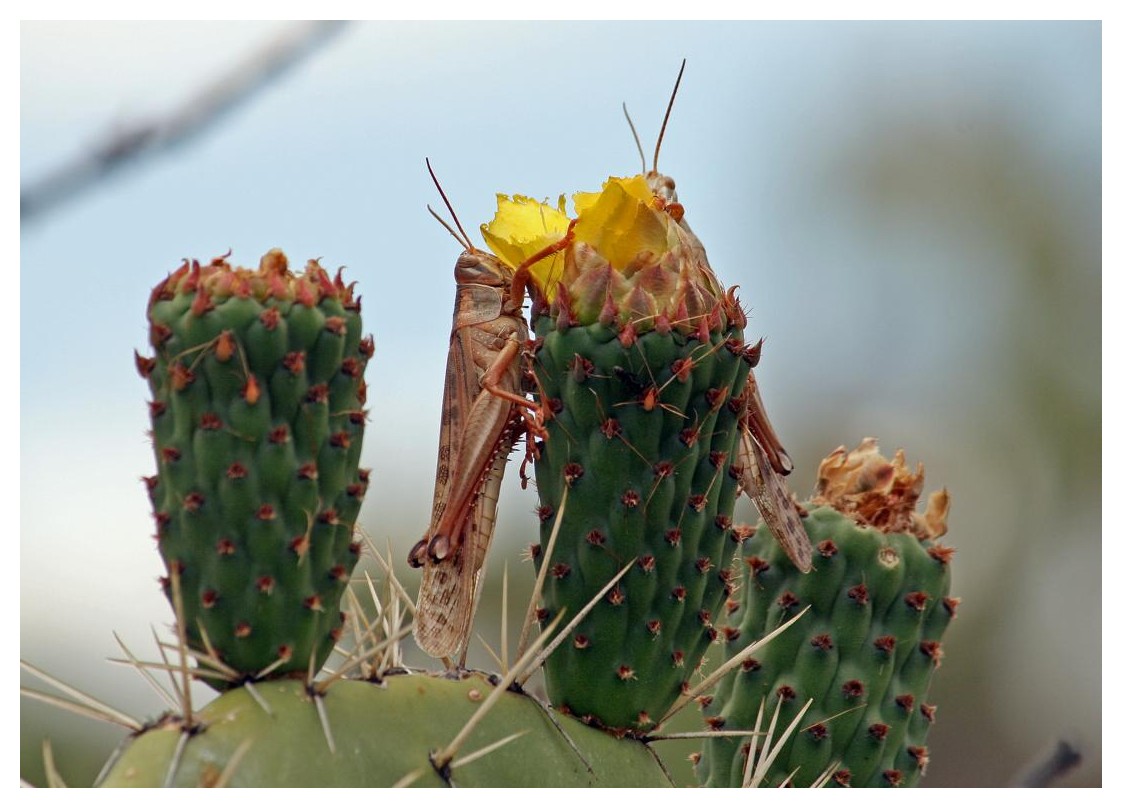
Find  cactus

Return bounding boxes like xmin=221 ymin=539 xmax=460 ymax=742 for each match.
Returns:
xmin=696 ymin=439 xmax=956 ymax=787
xmin=24 ymin=87 xmax=966 ymax=788
xmin=481 ymin=176 xmax=763 ymax=732
xmin=97 ymin=675 xmax=672 ymax=787
xmin=136 ymin=250 xmax=372 ymax=688
xmin=24 ymin=238 xmax=961 ymax=789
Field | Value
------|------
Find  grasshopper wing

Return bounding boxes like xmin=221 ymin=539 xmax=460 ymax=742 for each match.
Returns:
xmin=413 ymin=447 xmax=508 ymax=660
xmin=411 ymin=274 xmax=525 ymax=660
xmin=736 ymin=372 xmax=814 ymax=573
xmin=739 ymin=429 xmax=813 ymax=573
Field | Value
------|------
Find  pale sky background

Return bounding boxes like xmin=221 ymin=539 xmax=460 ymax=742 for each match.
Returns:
xmin=20 ymin=20 xmax=1101 ymax=786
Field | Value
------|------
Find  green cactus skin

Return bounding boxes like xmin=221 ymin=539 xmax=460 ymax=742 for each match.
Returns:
xmin=530 ymin=315 xmax=753 ymax=733
xmin=97 ymin=675 xmax=673 ymax=787
xmin=696 ymin=505 xmax=956 ymax=787
xmin=137 ymin=251 xmax=372 ymax=688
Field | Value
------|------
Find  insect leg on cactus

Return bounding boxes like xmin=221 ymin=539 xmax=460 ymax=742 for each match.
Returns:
xmin=408 ymin=161 xmax=547 ymax=663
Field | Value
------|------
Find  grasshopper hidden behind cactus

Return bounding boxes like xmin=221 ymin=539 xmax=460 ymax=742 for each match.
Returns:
xmin=466 ymin=64 xmax=815 ymax=730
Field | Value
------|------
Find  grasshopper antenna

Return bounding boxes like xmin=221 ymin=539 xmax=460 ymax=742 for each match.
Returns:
xmin=427 ymin=205 xmax=471 ymax=252
xmin=426 ymin=158 xmax=476 ymax=252
xmin=622 ymin=103 xmax=647 ymax=174
xmin=652 ymin=59 xmax=687 ymax=175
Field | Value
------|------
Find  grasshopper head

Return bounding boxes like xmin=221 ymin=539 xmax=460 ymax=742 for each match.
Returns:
xmin=646 ymin=170 xmax=677 ymax=204
xmin=646 ymin=170 xmax=686 ymax=224
xmin=454 ymin=249 xmax=510 ymax=288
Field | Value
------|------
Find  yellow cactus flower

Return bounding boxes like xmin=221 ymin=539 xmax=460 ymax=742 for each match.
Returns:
xmin=572 ymin=175 xmax=673 ymax=273
xmin=482 ymin=174 xmax=687 ymax=307
xmin=480 ymin=194 xmax=570 ymax=296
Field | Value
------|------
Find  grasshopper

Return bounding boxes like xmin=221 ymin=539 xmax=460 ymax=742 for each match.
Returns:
xmin=640 ymin=62 xmax=815 ymax=574
xmin=407 ymin=162 xmax=547 ymax=661
xmin=646 ymin=158 xmax=813 ymax=574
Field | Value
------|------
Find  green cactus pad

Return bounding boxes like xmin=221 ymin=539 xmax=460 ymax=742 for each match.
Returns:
xmin=97 ymin=674 xmax=673 ymax=787
xmin=530 ymin=315 xmax=753 ymax=732
xmin=138 ymin=250 xmax=372 ymax=688
xmin=697 ymin=494 xmax=955 ymax=787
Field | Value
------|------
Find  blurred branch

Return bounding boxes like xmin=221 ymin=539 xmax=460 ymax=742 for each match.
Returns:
xmin=20 ymin=21 xmax=349 ymax=223
xmin=1009 ymin=738 xmax=1082 ymax=787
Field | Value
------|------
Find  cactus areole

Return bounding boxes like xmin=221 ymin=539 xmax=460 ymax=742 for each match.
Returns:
xmin=138 ymin=250 xmax=372 ymax=688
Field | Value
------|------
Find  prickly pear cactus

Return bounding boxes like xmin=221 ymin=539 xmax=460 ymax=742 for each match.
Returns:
xmin=136 ymin=250 xmax=372 ymax=688
xmin=97 ymin=674 xmax=672 ymax=787
xmin=482 ymin=176 xmax=760 ymax=732
xmin=697 ymin=439 xmax=956 ymax=787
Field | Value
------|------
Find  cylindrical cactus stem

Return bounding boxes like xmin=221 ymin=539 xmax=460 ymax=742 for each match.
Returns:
xmin=482 ymin=175 xmax=764 ymax=733
xmin=530 ymin=316 xmax=750 ymax=733
xmin=137 ymin=250 xmax=372 ymax=689
xmin=697 ymin=439 xmax=956 ymax=787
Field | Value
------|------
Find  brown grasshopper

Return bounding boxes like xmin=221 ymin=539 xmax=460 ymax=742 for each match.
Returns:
xmin=647 ymin=160 xmax=814 ymax=574
xmin=407 ymin=162 xmax=547 ymax=661
xmin=641 ymin=62 xmax=815 ymax=573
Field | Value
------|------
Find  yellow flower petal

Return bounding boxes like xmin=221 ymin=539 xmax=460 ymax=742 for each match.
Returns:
xmin=480 ymin=175 xmax=683 ymax=305
xmin=480 ymin=194 xmax=570 ymax=290
xmin=572 ymin=174 xmax=652 ymax=215
xmin=572 ymin=176 xmax=669 ymax=271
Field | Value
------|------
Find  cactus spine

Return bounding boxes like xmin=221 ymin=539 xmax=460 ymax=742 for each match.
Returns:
xmin=137 ymin=250 xmax=372 ymax=687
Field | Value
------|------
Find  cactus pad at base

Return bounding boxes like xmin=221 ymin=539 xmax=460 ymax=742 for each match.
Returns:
xmin=98 ymin=675 xmax=673 ymax=787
